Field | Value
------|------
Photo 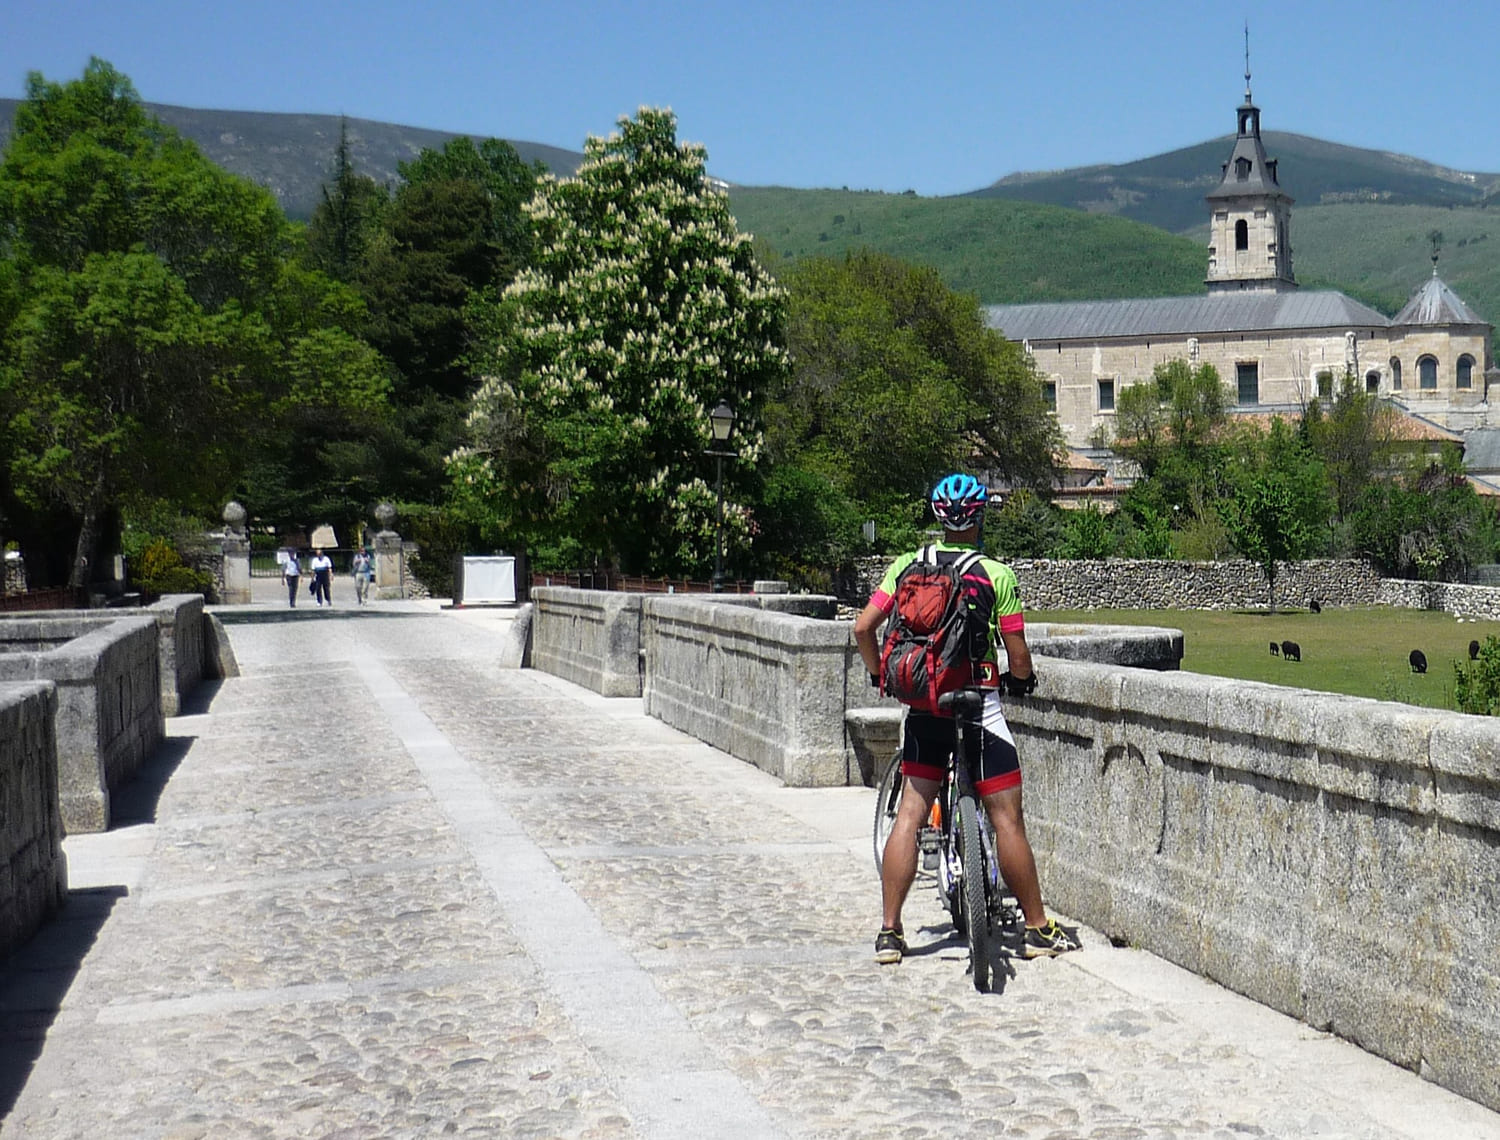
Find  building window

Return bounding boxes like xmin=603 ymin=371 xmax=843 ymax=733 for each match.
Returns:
xmin=1236 ymin=362 xmax=1259 ymax=405
xmin=1390 ymin=357 xmax=1402 ymax=390
xmin=1235 ymin=219 xmax=1249 ymax=251
xmin=1043 ymin=381 xmax=1057 ymax=410
xmin=1097 ymin=378 xmax=1115 ymax=411
xmin=1418 ymin=355 xmax=1438 ymax=390
xmin=1365 ymin=371 xmax=1380 ymax=394
xmin=1458 ymin=355 xmax=1475 ymax=389
xmin=1316 ymin=371 xmax=1333 ymax=399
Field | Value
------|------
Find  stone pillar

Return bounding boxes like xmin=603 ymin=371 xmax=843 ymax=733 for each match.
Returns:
xmin=219 ymin=501 xmax=251 ymax=605
xmin=372 ymin=502 xmax=405 ymax=600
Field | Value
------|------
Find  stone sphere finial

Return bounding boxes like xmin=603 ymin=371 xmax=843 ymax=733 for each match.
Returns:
xmin=374 ymin=501 xmax=396 ymax=529
xmin=223 ymin=500 xmax=247 ymax=528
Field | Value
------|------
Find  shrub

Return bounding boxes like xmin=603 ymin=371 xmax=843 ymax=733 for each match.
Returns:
xmin=1454 ymin=636 xmax=1500 ymax=716
xmin=134 ymin=539 xmax=213 ymax=598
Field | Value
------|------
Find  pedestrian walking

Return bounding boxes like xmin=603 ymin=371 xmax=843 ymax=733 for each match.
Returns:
xmin=352 ymin=548 xmax=373 ymax=605
xmin=282 ymin=551 xmax=301 ymax=608
xmin=311 ymin=548 xmax=334 ymax=606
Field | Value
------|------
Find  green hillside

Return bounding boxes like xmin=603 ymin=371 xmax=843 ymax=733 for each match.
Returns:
xmin=1292 ymin=204 xmax=1500 ymax=322
xmin=969 ymin=131 xmax=1500 ymax=234
xmin=728 ymin=187 xmax=1204 ymax=303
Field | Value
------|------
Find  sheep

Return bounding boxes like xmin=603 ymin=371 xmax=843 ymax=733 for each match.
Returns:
xmin=1280 ymin=640 xmax=1301 ymax=662
xmin=1409 ymin=649 xmax=1428 ymax=674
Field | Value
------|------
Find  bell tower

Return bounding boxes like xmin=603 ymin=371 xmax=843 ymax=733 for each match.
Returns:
xmin=1205 ymin=31 xmax=1296 ymax=293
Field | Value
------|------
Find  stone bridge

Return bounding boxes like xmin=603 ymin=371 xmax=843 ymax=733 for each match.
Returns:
xmin=0 ymin=584 xmax=1496 ymax=1137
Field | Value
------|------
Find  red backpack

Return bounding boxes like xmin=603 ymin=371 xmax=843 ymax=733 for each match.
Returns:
xmin=879 ymin=546 xmax=984 ymax=713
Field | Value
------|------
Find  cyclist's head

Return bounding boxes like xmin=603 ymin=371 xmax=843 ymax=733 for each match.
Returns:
xmin=930 ymin=473 xmax=988 ymax=531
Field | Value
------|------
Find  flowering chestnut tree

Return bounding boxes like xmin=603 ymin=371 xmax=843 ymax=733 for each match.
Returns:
xmin=452 ymin=107 xmax=787 ymax=575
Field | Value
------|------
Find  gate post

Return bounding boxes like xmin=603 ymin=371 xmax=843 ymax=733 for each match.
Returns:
xmin=220 ymin=501 xmax=252 ymax=604
xmin=372 ymin=502 xmax=406 ymax=600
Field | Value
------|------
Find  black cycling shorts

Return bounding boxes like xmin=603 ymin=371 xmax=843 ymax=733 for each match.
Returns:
xmin=900 ymin=691 xmax=1021 ymax=795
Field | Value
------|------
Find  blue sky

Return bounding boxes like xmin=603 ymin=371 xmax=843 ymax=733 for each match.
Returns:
xmin=5 ymin=1 xmax=1499 ymax=196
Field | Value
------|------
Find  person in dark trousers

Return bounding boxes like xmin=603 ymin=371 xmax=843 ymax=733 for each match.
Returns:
xmin=853 ymin=473 xmax=1081 ymax=966
xmin=282 ymin=551 xmax=301 ymax=608
xmin=310 ymin=548 xmax=334 ymax=606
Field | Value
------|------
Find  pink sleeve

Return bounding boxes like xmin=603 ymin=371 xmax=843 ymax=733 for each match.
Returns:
xmin=869 ymin=589 xmax=894 ymax=613
xmin=998 ymin=612 xmax=1025 ymax=634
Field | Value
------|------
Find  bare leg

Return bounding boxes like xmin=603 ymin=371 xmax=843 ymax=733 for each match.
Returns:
xmin=881 ymin=774 xmax=939 ymax=931
xmin=982 ymin=785 xmax=1047 ymax=928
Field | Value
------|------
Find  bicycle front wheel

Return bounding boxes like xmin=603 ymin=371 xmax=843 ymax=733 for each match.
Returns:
xmin=957 ymin=796 xmax=991 ymax=993
xmin=871 ymin=749 xmax=902 ymax=875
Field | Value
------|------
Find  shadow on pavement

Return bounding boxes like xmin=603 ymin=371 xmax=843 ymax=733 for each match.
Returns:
xmin=214 ymin=608 xmax=418 ymax=626
xmin=0 ymin=885 xmax=126 ymax=1120
xmin=110 ymin=735 xmax=192 ymax=826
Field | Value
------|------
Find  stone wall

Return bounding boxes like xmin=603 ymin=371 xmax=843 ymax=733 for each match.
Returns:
xmin=531 ymin=587 xmax=841 ymax=700
xmin=0 ymin=616 xmax=162 ymax=832
xmin=1375 ymin=578 xmax=1500 ymax=621
xmin=0 ymin=682 xmax=66 ymax=958
xmin=850 ymin=557 xmax=1386 ymax=612
xmin=1007 ymin=658 xmax=1500 ymax=1114
xmin=641 ymin=596 xmax=860 ymax=786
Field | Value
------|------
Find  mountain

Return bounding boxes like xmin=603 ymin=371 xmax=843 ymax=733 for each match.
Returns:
xmin=966 ymin=131 xmax=1500 ymax=234
xmin=0 ymin=98 xmax=584 ymax=220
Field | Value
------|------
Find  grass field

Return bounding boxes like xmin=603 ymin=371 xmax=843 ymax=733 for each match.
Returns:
xmin=1032 ymin=606 xmax=1500 ymax=711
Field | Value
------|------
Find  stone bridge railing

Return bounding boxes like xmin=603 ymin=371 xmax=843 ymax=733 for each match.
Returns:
xmin=0 ymin=683 xmax=66 ymax=961
xmin=527 ymin=587 xmax=1500 ymax=1113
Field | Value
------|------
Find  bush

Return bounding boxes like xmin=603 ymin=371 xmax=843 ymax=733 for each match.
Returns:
xmin=134 ymin=539 xmax=213 ymax=598
xmin=1454 ymin=636 xmax=1500 ymax=716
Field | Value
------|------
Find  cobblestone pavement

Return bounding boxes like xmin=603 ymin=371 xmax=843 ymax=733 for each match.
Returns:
xmin=3 ymin=602 xmax=1499 ymax=1139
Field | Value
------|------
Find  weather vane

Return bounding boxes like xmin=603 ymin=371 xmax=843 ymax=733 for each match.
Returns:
xmin=1244 ymin=22 xmax=1252 ymax=102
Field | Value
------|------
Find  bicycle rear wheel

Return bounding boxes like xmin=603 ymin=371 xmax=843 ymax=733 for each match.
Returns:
xmin=957 ymin=796 xmax=991 ymax=993
xmin=871 ymin=749 xmax=902 ymax=874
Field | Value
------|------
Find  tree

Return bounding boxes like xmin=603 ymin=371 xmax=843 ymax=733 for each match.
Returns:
xmin=0 ymin=61 xmax=389 ymax=584
xmin=1302 ymin=373 xmax=1399 ymax=525
xmin=1350 ymin=445 xmax=1494 ymax=581
xmin=454 ymin=108 xmax=788 ymax=575
xmin=768 ymin=249 xmax=1059 ymax=547
xmin=304 ymin=118 xmax=389 ymax=284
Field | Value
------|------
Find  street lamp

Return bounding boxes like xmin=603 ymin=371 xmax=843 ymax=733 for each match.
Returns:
xmin=706 ymin=400 xmax=736 ymax=592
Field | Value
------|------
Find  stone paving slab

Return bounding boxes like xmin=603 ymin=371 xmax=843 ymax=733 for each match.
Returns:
xmin=1 ymin=601 xmax=1497 ymax=1139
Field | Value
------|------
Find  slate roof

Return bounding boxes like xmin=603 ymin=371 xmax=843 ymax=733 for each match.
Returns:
xmin=986 ymin=290 xmax=1391 ymax=343
xmin=1393 ymin=272 xmax=1488 ymax=326
xmin=1463 ymin=429 xmax=1500 ymax=472
xmin=1205 ymin=100 xmax=1290 ymax=203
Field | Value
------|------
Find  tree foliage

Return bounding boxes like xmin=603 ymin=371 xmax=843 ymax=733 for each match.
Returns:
xmin=0 ymin=60 xmax=388 ymax=584
xmin=767 ymin=249 xmax=1059 ymax=550
xmin=454 ymin=107 xmax=788 ymax=575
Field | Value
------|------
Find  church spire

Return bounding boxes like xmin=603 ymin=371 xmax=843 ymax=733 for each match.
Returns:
xmin=1206 ymin=37 xmax=1296 ymax=293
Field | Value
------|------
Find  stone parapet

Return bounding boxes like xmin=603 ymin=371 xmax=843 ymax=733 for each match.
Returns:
xmin=641 ymin=596 xmax=859 ymax=787
xmin=1006 ymin=659 xmax=1500 ymax=1113
xmin=531 ymin=589 xmax=644 ymax=697
xmin=0 ymin=681 xmax=66 ymax=958
xmin=0 ymin=616 xmax=162 ymax=832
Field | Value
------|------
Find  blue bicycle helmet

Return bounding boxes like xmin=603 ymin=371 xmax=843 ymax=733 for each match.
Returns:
xmin=930 ymin=473 xmax=988 ymax=531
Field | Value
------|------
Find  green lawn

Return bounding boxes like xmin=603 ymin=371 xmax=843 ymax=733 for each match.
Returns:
xmin=1032 ymin=606 xmax=1500 ymax=711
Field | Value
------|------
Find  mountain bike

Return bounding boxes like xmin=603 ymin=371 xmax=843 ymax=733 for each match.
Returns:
xmin=871 ymin=688 xmax=1021 ymax=992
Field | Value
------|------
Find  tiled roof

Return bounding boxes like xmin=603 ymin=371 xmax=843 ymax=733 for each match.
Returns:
xmin=986 ymin=290 xmax=1390 ymax=342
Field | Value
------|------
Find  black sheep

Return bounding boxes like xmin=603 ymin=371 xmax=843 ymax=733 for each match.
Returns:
xmin=1309 ymin=598 xmax=1321 ymax=614
xmin=1409 ymin=649 xmax=1428 ymax=674
xmin=1471 ymin=639 xmax=1481 ymax=661
xmin=1269 ymin=641 xmax=1279 ymax=656
xmin=1280 ymin=640 xmax=1301 ymax=662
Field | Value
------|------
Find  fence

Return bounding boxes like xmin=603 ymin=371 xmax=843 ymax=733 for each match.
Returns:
xmin=0 ymin=587 xmax=89 ymax=612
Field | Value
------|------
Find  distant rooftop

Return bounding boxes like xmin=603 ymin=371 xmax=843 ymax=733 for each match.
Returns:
xmin=986 ymin=290 xmax=1390 ymax=343
xmin=1393 ymin=269 xmax=1488 ymax=326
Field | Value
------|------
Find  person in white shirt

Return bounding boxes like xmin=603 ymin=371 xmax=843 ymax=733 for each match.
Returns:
xmin=352 ymin=549 xmax=373 ymax=605
xmin=310 ymin=549 xmax=334 ymax=606
xmin=282 ymin=552 xmax=301 ymax=608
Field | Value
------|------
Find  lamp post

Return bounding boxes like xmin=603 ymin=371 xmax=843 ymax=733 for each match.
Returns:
xmin=706 ymin=400 xmax=736 ymax=592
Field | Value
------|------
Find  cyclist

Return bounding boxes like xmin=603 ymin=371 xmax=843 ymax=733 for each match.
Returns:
xmin=853 ymin=473 xmax=1080 ymax=965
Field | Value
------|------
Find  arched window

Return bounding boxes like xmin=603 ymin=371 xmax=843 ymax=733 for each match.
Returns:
xmin=1316 ymin=371 xmax=1334 ymax=398
xmin=1458 ymin=355 xmax=1475 ymax=390
xmin=1418 ymin=355 xmax=1438 ymax=390
xmin=1234 ymin=220 xmax=1249 ymax=251
xmin=1365 ymin=371 xmax=1380 ymax=394
xmin=1390 ymin=357 xmax=1402 ymax=390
